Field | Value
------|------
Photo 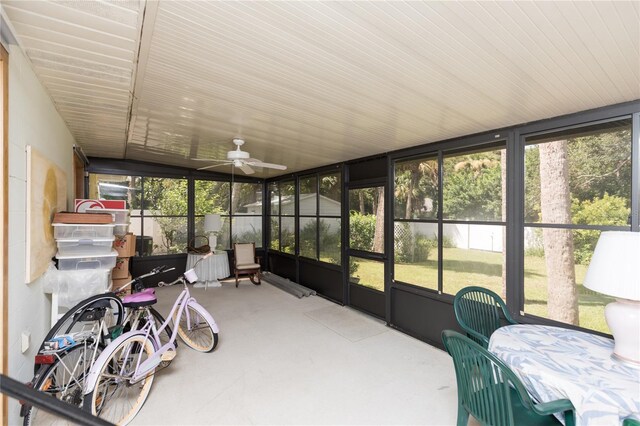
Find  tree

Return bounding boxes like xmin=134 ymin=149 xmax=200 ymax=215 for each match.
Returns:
xmin=539 ymin=140 xmax=578 ymax=325
xmin=442 ymin=152 xmax=502 ymax=220
xmin=394 ymin=158 xmax=438 ymax=219
xmin=501 ymin=150 xmax=507 ymax=299
xmin=372 ymin=187 xmax=385 ymax=253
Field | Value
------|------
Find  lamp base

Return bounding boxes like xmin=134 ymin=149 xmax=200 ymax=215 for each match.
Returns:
xmin=606 ymin=299 xmax=640 ymax=365
xmin=210 ymin=233 xmax=217 ymax=254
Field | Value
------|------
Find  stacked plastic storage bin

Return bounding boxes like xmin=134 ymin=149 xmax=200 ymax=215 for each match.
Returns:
xmin=87 ymin=208 xmax=133 ymax=292
xmin=51 ymin=217 xmax=117 ymax=325
xmin=53 ymin=222 xmax=117 ymax=271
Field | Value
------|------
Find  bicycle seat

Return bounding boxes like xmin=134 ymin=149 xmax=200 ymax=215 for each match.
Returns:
xmin=122 ymin=291 xmax=157 ymax=307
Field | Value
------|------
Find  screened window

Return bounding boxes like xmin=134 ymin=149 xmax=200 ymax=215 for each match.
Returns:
xmin=297 ymin=172 xmax=341 ymax=264
xmin=394 ymin=157 xmax=439 ymax=290
xmin=90 ymin=173 xmax=263 ymax=255
xmin=269 ymin=180 xmax=296 ymax=254
xmin=232 ymin=182 xmax=263 ymax=248
xmin=393 ymin=144 xmax=506 ymax=295
xmin=523 ymin=119 xmax=632 ymax=334
xmin=195 ymin=180 xmax=230 ymax=250
xmin=90 ymin=175 xmax=188 ymax=256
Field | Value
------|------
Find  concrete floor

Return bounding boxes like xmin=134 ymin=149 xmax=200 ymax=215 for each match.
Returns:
xmin=134 ymin=279 xmax=459 ymax=425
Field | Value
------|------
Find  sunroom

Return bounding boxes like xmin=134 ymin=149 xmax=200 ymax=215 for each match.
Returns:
xmin=1 ymin=1 xmax=639 ymax=425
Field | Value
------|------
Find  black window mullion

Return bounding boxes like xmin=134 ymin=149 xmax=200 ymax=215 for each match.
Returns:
xmin=632 ymin=111 xmax=640 ymax=231
xmin=316 ymin=173 xmax=320 ymax=260
xmin=437 ymin=150 xmax=444 ymax=294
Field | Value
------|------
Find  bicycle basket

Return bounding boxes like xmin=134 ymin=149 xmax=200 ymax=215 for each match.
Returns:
xmin=187 ymin=235 xmax=210 ymax=254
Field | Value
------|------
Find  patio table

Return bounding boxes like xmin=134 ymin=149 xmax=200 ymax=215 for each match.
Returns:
xmin=488 ymin=324 xmax=640 ymax=426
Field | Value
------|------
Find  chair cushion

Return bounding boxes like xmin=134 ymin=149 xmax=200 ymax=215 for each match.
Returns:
xmin=236 ymin=263 xmax=260 ymax=270
xmin=235 ymin=244 xmax=255 ymax=264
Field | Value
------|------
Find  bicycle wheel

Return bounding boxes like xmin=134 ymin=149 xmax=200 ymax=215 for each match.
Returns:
xmin=89 ymin=334 xmax=155 ymax=425
xmin=24 ymin=343 xmax=100 ymax=426
xmin=36 ymin=293 xmax=124 ymax=374
xmin=176 ymin=304 xmax=218 ymax=353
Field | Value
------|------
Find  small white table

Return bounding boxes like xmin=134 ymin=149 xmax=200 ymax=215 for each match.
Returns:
xmin=489 ymin=324 xmax=640 ymax=426
xmin=186 ymin=252 xmax=230 ymax=288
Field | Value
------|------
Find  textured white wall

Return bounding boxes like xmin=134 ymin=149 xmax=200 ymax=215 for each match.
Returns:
xmin=6 ymin=42 xmax=75 ymax=422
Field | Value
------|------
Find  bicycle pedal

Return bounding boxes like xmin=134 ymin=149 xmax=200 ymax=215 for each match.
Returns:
xmin=161 ymin=350 xmax=176 ymax=362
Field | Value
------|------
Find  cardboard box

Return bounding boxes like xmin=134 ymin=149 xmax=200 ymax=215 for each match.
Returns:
xmin=112 ymin=273 xmax=132 ymax=293
xmin=113 ymin=233 xmax=135 ymax=257
xmin=112 ymin=257 xmax=130 ymax=279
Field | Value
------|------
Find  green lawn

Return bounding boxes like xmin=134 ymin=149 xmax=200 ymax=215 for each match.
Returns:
xmin=351 ymin=248 xmax=611 ymax=334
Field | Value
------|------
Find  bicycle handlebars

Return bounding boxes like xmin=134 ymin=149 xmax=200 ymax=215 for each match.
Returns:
xmin=115 ymin=266 xmax=176 ymax=294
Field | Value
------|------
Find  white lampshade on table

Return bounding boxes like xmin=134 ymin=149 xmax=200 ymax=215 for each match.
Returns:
xmin=204 ymin=214 xmax=222 ymax=252
xmin=584 ymin=231 xmax=640 ymax=364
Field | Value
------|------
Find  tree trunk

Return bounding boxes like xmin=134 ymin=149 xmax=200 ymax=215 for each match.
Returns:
xmin=405 ymin=175 xmax=413 ymax=219
xmin=405 ymin=165 xmax=419 ymax=219
xmin=501 ymin=150 xmax=507 ymax=300
xmin=359 ymin=191 xmax=365 ymax=214
xmin=539 ymin=140 xmax=578 ymax=325
xmin=372 ymin=187 xmax=385 ymax=253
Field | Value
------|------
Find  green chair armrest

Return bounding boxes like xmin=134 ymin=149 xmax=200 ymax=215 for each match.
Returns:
xmin=532 ymin=398 xmax=574 ymax=416
xmin=464 ymin=328 xmax=490 ymax=348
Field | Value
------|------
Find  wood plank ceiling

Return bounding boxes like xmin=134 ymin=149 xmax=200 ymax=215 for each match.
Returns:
xmin=3 ymin=1 xmax=639 ymax=177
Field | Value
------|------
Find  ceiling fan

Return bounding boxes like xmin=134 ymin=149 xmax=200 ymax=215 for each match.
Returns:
xmin=192 ymin=138 xmax=287 ymax=175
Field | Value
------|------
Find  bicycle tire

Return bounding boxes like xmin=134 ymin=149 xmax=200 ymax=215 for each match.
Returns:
xmin=176 ymin=304 xmax=218 ymax=353
xmin=24 ymin=343 xmax=101 ymax=426
xmin=89 ymin=334 xmax=155 ymax=425
xmin=34 ymin=293 xmax=124 ymax=374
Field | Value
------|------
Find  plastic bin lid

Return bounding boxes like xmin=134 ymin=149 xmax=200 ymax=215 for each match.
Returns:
xmin=55 ymin=249 xmax=118 ymax=260
xmin=52 ymin=223 xmax=115 ymax=227
xmin=56 ymin=236 xmax=115 ymax=242
xmin=86 ymin=208 xmax=130 ymax=213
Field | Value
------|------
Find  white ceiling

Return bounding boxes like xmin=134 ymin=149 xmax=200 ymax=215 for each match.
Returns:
xmin=3 ymin=1 xmax=640 ymax=177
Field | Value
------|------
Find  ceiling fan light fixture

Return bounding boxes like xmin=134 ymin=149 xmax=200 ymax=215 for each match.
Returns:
xmin=228 ymin=149 xmax=250 ymax=160
xmin=227 ymin=138 xmax=250 ymax=160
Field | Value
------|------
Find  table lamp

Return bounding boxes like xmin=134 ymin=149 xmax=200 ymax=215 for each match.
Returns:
xmin=204 ymin=214 xmax=222 ymax=253
xmin=583 ymin=231 xmax=640 ymax=364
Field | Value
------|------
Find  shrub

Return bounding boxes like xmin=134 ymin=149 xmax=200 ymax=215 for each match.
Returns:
xmin=572 ymin=194 xmax=629 ymax=264
xmin=349 ymin=212 xmax=376 ymax=251
xmin=394 ymin=222 xmax=435 ymax=263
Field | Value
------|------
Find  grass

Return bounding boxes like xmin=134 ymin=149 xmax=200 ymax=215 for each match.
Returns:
xmin=351 ymin=247 xmax=611 ymax=334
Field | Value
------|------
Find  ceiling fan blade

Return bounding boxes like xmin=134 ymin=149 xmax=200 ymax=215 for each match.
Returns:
xmin=190 ymin=158 xmax=229 ymax=162
xmin=246 ymin=161 xmax=287 ymax=170
xmin=197 ymin=163 xmax=229 ymax=171
xmin=238 ymin=163 xmax=255 ymax=175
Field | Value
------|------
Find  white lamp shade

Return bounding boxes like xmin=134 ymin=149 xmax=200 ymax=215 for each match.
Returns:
xmin=583 ymin=231 xmax=640 ymax=301
xmin=204 ymin=214 xmax=222 ymax=233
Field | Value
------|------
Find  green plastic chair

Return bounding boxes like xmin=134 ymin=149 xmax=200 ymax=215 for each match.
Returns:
xmin=442 ymin=330 xmax=575 ymax=426
xmin=453 ymin=286 xmax=517 ymax=348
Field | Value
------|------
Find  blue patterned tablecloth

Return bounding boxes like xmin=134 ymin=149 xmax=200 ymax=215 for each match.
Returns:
xmin=489 ymin=324 xmax=640 ymax=426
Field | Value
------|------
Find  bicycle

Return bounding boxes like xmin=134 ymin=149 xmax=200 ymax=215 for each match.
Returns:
xmin=22 ymin=266 xmax=176 ymax=425
xmin=82 ymin=265 xmax=219 ymax=425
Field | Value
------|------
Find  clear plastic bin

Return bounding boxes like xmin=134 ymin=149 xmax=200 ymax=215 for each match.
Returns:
xmin=114 ymin=224 xmax=130 ymax=236
xmin=56 ymin=250 xmax=118 ymax=270
xmin=53 ymin=223 xmax=115 ymax=239
xmin=86 ymin=208 xmax=130 ymax=224
xmin=56 ymin=237 xmax=115 ymax=256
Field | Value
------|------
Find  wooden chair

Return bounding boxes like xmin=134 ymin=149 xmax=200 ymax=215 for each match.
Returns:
xmin=233 ymin=242 xmax=261 ymax=287
xmin=442 ymin=330 xmax=575 ymax=426
xmin=453 ymin=286 xmax=518 ymax=348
